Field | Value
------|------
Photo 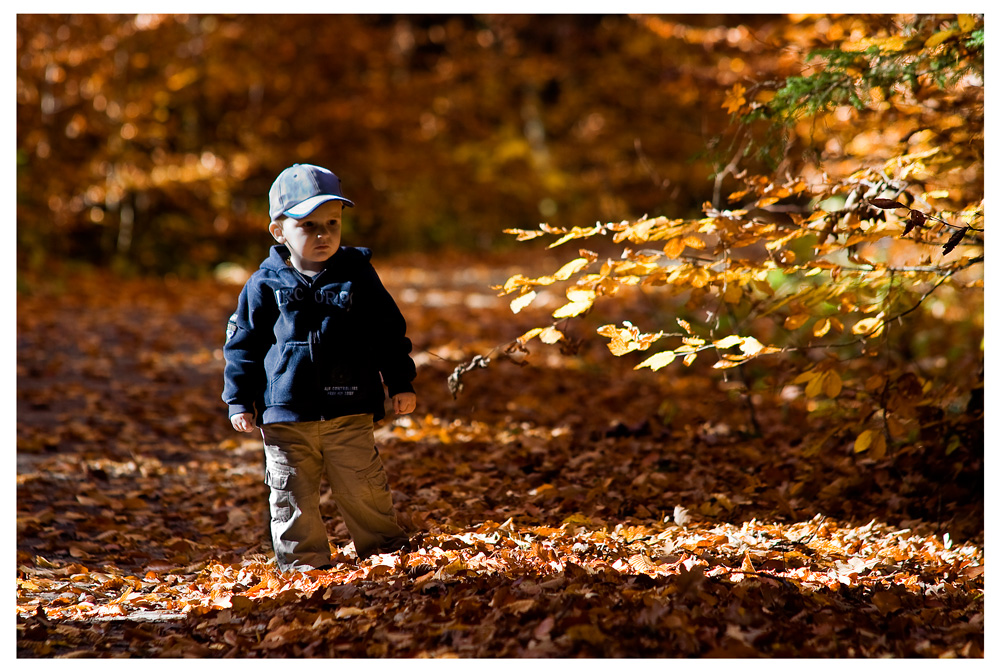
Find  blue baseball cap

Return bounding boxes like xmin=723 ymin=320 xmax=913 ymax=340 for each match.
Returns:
xmin=268 ymin=164 xmax=355 ymax=220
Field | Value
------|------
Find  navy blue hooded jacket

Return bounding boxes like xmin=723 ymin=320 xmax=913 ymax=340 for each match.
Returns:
xmin=222 ymin=245 xmax=415 ymax=424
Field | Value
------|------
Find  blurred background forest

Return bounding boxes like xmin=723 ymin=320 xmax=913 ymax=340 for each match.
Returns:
xmin=18 ymin=13 xmax=821 ymax=275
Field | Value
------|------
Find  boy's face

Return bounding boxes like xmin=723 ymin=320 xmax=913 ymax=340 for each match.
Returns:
xmin=269 ymin=200 xmax=343 ymax=273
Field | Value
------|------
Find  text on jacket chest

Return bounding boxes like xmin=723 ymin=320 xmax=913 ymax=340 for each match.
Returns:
xmin=274 ymin=285 xmax=353 ymax=308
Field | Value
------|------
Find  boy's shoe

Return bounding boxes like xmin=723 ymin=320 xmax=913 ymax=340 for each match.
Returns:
xmin=380 ymin=539 xmax=412 ymax=554
xmin=359 ymin=539 xmax=411 ymax=560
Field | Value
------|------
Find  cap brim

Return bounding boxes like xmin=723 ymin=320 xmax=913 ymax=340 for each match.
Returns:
xmin=283 ymin=194 xmax=355 ymax=218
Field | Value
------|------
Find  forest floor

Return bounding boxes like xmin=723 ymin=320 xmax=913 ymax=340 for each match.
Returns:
xmin=16 ymin=251 xmax=984 ymax=658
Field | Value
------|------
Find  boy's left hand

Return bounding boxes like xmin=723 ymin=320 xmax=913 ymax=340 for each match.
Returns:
xmin=392 ymin=392 xmax=417 ymax=415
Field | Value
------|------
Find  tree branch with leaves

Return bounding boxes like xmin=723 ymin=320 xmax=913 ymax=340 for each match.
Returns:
xmin=470 ymin=14 xmax=983 ymax=459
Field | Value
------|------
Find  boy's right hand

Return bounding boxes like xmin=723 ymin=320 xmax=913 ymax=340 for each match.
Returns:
xmin=231 ymin=412 xmax=257 ymax=433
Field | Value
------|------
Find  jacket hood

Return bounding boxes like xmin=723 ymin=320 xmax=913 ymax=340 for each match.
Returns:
xmin=260 ymin=245 xmax=373 ymax=273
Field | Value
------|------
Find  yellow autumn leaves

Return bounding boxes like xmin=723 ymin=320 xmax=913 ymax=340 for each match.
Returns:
xmin=795 ymin=369 xmax=888 ymax=459
xmin=504 ymin=256 xmax=594 ymax=313
xmin=793 ymin=369 xmax=844 ymax=400
xmin=784 ymin=312 xmax=884 ymax=338
xmin=722 ymin=14 xmax=981 ymax=120
xmin=499 ymin=248 xmax=887 ymax=378
xmin=826 ymin=14 xmax=978 ymax=53
xmin=723 ymin=83 xmax=747 ymax=115
xmin=510 ymin=286 xmax=598 ymax=318
xmin=596 ymin=321 xmax=664 ymax=357
xmin=854 ymin=429 xmax=888 ymax=460
xmin=852 ymin=312 xmax=886 ymax=338
xmin=553 ymin=289 xmax=597 ymax=319
xmin=515 ymin=325 xmax=565 ymax=347
xmin=593 ymin=320 xmax=780 ymax=372
xmin=923 ymin=14 xmax=979 ymax=50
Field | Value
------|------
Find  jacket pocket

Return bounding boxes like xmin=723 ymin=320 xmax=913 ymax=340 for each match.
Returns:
xmin=266 ymin=341 xmax=311 ymax=406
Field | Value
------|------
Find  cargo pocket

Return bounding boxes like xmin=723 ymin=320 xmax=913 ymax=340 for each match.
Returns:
xmin=264 ymin=464 xmax=295 ymax=524
xmin=360 ymin=460 xmax=394 ymax=516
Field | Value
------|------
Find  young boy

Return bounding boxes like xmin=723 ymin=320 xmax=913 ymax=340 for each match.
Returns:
xmin=222 ymin=163 xmax=416 ymax=571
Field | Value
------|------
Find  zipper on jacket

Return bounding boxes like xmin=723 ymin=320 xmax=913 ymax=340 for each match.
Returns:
xmin=308 ymin=329 xmax=318 ymax=363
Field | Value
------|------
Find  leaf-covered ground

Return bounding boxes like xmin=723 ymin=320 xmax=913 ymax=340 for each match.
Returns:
xmin=16 ymin=255 xmax=984 ymax=658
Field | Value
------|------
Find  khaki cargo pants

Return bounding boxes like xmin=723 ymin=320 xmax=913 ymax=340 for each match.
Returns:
xmin=260 ymin=414 xmax=409 ymax=571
